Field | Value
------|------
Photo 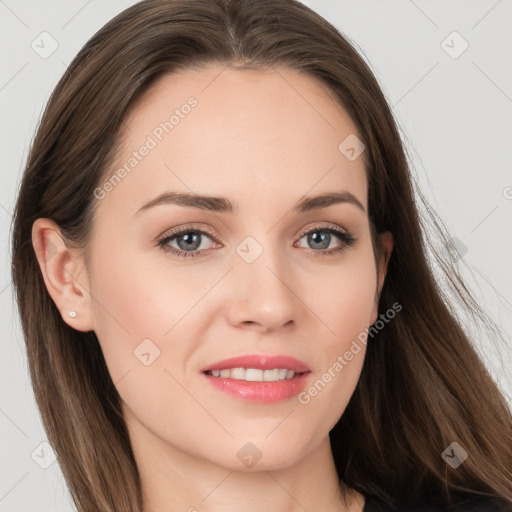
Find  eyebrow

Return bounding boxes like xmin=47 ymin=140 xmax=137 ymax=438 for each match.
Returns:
xmin=134 ymin=190 xmax=366 ymax=216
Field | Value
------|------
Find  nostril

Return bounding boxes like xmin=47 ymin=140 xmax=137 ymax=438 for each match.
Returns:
xmin=242 ymin=321 xmax=265 ymax=331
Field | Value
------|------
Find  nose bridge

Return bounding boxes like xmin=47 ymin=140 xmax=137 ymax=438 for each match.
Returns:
xmin=227 ymin=231 xmax=298 ymax=331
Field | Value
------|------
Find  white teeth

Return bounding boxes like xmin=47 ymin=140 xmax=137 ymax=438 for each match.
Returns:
xmin=208 ymin=367 xmax=297 ymax=381
xmin=245 ymin=368 xmax=264 ymax=381
xmin=230 ymin=368 xmax=246 ymax=380
xmin=263 ymin=369 xmax=281 ymax=382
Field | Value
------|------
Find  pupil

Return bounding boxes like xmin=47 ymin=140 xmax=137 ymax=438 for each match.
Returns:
xmin=178 ymin=233 xmax=201 ymax=251
xmin=309 ymin=231 xmax=330 ymax=250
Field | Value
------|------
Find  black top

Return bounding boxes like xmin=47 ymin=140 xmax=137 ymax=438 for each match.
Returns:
xmin=363 ymin=494 xmax=509 ymax=512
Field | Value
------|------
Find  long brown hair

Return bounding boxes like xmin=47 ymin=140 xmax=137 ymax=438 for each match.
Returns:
xmin=10 ymin=1 xmax=512 ymax=510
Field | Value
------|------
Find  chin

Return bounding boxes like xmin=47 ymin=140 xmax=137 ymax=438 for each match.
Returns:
xmin=209 ymin=433 xmax=316 ymax=473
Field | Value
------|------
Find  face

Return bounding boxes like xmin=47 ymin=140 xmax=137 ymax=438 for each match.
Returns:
xmin=42 ymin=65 xmax=392 ymax=472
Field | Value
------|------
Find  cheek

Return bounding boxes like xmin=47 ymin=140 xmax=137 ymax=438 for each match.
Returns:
xmin=88 ymin=250 xmax=208 ymax=452
xmin=87 ymin=246 xmax=201 ymax=385
xmin=306 ymin=245 xmax=377 ymax=346
xmin=90 ymin=242 xmax=204 ymax=330
xmin=295 ymin=247 xmax=376 ymax=421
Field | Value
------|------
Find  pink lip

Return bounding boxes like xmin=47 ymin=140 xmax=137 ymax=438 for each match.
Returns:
xmin=203 ymin=373 xmax=310 ymax=402
xmin=200 ymin=354 xmax=310 ymax=373
xmin=200 ymin=354 xmax=311 ymax=403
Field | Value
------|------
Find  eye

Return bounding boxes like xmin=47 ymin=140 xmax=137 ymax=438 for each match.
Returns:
xmin=295 ymin=223 xmax=356 ymax=257
xmin=157 ymin=225 xmax=219 ymax=258
xmin=157 ymin=222 xmax=356 ymax=259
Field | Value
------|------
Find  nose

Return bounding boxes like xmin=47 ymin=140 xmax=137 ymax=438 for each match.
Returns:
xmin=224 ymin=245 xmax=299 ymax=333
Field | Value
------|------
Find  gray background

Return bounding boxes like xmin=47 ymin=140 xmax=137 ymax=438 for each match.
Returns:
xmin=1 ymin=1 xmax=511 ymax=510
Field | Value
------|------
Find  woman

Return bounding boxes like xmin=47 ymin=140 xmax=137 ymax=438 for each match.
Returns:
xmin=11 ymin=0 xmax=512 ymax=511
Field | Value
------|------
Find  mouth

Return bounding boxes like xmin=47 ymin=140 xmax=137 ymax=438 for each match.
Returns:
xmin=201 ymin=354 xmax=311 ymax=403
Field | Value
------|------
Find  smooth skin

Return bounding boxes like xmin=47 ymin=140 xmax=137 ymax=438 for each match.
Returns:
xmin=33 ymin=64 xmax=393 ymax=512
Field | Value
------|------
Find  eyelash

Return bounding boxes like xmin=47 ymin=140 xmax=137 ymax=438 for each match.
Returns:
xmin=156 ymin=223 xmax=356 ymax=259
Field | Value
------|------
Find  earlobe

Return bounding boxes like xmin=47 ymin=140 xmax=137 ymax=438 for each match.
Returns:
xmin=31 ymin=218 xmax=95 ymax=332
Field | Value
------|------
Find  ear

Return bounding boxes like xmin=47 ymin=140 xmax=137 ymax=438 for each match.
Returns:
xmin=31 ymin=218 xmax=95 ymax=332
xmin=369 ymin=231 xmax=393 ymax=325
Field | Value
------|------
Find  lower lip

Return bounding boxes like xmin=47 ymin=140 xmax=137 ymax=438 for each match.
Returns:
xmin=203 ymin=372 xmax=311 ymax=403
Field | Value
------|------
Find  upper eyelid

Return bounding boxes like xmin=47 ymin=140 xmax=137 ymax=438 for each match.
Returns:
xmin=158 ymin=224 xmax=216 ymax=239
xmin=296 ymin=222 xmax=349 ymax=237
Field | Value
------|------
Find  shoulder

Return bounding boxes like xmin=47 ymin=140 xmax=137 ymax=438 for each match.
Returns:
xmin=363 ymin=494 xmax=511 ymax=512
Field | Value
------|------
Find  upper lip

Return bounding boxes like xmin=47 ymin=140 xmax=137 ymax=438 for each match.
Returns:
xmin=201 ymin=354 xmax=310 ymax=373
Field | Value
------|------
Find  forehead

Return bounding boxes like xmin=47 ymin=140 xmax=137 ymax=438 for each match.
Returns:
xmin=98 ymin=64 xmax=368 ymax=217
